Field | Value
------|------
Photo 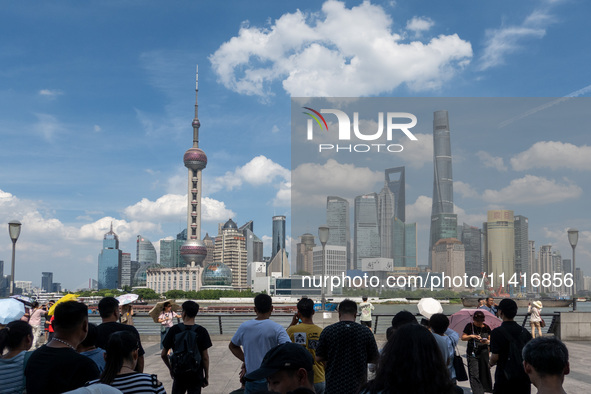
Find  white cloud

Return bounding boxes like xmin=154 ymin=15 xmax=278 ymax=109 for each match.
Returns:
xmin=210 ymin=0 xmax=472 ymax=97
xmin=273 ymin=181 xmax=291 ymax=207
xmin=406 ymin=195 xmax=432 ymax=223
xmin=211 ymin=155 xmax=290 ymax=192
xmin=481 ymin=175 xmax=582 ymax=205
xmin=406 ymin=16 xmax=434 ymax=36
xmin=395 ymin=132 xmax=433 ymax=169
xmin=479 ymin=4 xmax=558 ymax=70
xmin=123 ymin=194 xmax=235 ymax=223
xmin=93 ymin=125 xmax=101 ymax=132
xmin=271 ymin=125 xmax=280 ymax=133
xmin=38 ymin=89 xmax=63 ymax=97
xmin=510 ymin=141 xmax=591 ymax=171
xmin=454 ymin=181 xmax=479 ymax=198
xmin=476 ymin=151 xmax=508 ymax=171
xmin=292 ymin=159 xmax=382 ymax=206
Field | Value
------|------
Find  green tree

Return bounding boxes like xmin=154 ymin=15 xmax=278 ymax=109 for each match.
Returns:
xmin=164 ymin=290 xmax=187 ymax=299
xmin=133 ymin=288 xmax=161 ymax=301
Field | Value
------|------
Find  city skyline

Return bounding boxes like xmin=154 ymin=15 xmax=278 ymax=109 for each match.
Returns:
xmin=1 ymin=1 xmax=591 ymax=289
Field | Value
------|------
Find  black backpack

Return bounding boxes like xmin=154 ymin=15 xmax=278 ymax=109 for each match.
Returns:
xmin=170 ymin=323 xmax=201 ymax=376
xmin=498 ymin=326 xmax=530 ymax=382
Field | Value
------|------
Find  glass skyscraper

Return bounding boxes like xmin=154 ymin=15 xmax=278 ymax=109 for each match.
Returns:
xmin=385 ymin=167 xmax=405 ymax=222
xmin=354 ymin=193 xmax=380 ymax=270
xmin=514 ymin=215 xmax=530 ymax=289
xmin=327 ymin=196 xmax=351 ymax=269
xmin=429 ymin=111 xmax=456 ymax=266
xmin=98 ymin=225 xmax=122 ymax=290
xmin=378 ymin=182 xmax=395 ymax=259
xmin=460 ymin=223 xmax=482 ymax=280
xmin=271 ymin=215 xmax=286 ymax=262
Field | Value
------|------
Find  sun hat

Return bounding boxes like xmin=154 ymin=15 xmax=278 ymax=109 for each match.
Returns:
xmin=533 ymin=300 xmax=543 ymax=309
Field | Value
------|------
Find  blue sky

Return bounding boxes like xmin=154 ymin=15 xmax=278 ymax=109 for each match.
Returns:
xmin=1 ymin=0 xmax=590 ymax=290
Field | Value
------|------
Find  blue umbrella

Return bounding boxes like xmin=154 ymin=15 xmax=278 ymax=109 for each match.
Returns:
xmin=0 ymin=298 xmax=26 ymax=324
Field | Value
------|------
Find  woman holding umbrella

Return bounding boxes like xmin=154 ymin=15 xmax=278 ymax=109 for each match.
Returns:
xmin=461 ymin=310 xmax=492 ymax=394
xmin=157 ymin=302 xmax=180 ymax=349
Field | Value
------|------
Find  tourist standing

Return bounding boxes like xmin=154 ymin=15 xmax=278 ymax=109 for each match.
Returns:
xmin=528 ymin=301 xmax=543 ymax=338
xmin=158 ymin=302 xmax=181 ymax=349
xmin=360 ymin=324 xmax=455 ymax=394
xmin=461 ymin=310 xmax=493 ymax=394
xmin=287 ymin=297 xmax=325 ymax=394
xmin=161 ymin=301 xmax=212 ymax=394
xmin=96 ymin=297 xmax=145 ymax=372
xmin=29 ymin=301 xmax=44 ymax=349
xmin=0 ymin=321 xmax=33 ymax=394
xmin=522 ymin=337 xmax=569 ymax=394
xmin=230 ymin=294 xmax=291 ymax=394
xmin=489 ymin=299 xmax=532 ymax=394
xmin=121 ymin=304 xmax=134 ymax=326
xmin=479 ymin=297 xmax=498 ymax=315
xmin=87 ymin=331 xmax=166 ymax=393
xmin=359 ymin=296 xmax=375 ymax=332
xmin=316 ymin=299 xmax=379 ymax=394
xmin=25 ymin=301 xmax=100 ymax=393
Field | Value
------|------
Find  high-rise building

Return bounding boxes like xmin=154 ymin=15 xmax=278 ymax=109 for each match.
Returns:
xmin=160 ymin=239 xmax=184 ymax=268
xmin=483 ymin=210 xmax=515 ymax=289
xmin=313 ymin=245 xmax=347 ymax=294
xmin=392 ymin=218 xmax=417 ymax=267
xmin=326 ymin=196 xmax=351 ymax=270
xmin=429 ymin=111 xmax=455 ymax=266
xmin=514 ymin=215 xmax=529 ymax=292
xmin=41 ymin=272 xmax=53 ymax=292
xmin=240 ymin=221 xmax=264 ymax=269
xmin=136 ymin=235 xmax=157 ymax=265
xmin=119 ymin=253 xmax=139 ymax=288
xmin=354 ymin=193 xmax=380 ymax=270
xmin=98 ymin=224 xmax=122 ymax=290
xmin=460 ymin=223 xmax=482 ymax=280
xmin=202 ymin=233 xmax=215 ymax=266
xmin=296 ymin=233 xmax=315 ymax=274
xmin=377 ymin=182 xmax=395 ymax=259
xmin=538 ymin=245 xmax=552 ymax=293
xmin=214 ymin=219 xmax=247 ymax=290
xmin=432 ymin=238 xmax=465 ymax=290
xmin=268 ymin=249 xmax=290 ymax=277
xmin=385 ymin=167 xmax=405 ymax=222
xmin=271 ymin=215 xmax=286 ymax=262
xmin=528 ymin=240 xmax=536 ymax=292
xmin=180 ymin=66 xmax=208 ymax=268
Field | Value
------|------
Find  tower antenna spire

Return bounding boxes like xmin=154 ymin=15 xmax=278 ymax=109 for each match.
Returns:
xmin=193 ymin=65 xmax=200 ymax=147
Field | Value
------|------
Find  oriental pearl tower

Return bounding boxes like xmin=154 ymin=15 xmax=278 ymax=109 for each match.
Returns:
xmin=180 ymin=66 xmax=208 ymax=267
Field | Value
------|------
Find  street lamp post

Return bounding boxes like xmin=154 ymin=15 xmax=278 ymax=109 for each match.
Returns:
xmin=318 ymin=225 xmax=330 ymax=311
xmin=8 ymin=220 xmax=22 ymax=296
xmin=568 ymin=228 xmax=579 ymax=311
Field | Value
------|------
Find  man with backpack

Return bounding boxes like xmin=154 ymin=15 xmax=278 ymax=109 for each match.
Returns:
xmin=489 ymin=298 xmax=532 ymax=394
xmin=161 ymin=301 xmax=212 ymax=394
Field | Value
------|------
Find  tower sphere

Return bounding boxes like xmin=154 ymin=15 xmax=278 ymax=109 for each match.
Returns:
xmin=180 ymin=238 xmax=207 ymax=266
xmin=192 ymin=119 xmax=200 ymax=128
xmin=183 ymin=147 xmax=207 ymax=170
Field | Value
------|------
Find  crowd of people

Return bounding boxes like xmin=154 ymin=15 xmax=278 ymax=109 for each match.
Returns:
xmin=0 ymin=294 xmax=573 ymax=394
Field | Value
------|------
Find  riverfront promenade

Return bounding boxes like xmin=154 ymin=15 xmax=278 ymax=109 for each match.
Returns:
xmin=139 ymin=335 xmax=591 ymax=393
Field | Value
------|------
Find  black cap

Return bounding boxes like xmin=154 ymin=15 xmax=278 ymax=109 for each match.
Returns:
xmin=473 ymin=310 xmax=485 ymax=319
xmin=244 ymin=342 xmax=314 ymax=381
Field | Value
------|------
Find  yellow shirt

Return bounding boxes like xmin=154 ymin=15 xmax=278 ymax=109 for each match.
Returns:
xmin=287 ymin=323 xmax=325 ymax=384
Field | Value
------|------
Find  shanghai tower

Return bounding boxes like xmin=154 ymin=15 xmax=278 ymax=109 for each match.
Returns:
xmin=429 ymin=110 xmax=457 ymax=267
xmin=180 ymin=66 xmax=208 ymax=267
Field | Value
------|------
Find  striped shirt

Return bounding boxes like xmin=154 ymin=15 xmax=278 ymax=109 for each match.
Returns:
xmin=0 ymin=351 xmax=26 ymax=394
xmin=87 ymin=373 xmax=166 ymax=394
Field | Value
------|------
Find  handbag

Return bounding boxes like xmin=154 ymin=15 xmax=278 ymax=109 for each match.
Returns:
xmin=451 ymin=338 xmax=468 ymax=382
xmin=540 ymin=318 xmax=546 ymax=328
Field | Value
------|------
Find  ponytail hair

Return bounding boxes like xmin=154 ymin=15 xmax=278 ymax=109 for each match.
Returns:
xmin=0 ymin=321 xmax=32 ymax=353
xmin=100 ymin=331 xmax=138 ymax=384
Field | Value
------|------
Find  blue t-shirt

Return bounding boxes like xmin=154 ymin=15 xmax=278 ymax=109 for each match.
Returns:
xmin=231 ymin=319 xmax=291 ymax=374
xmin=80 ymin=348 xmax=106 ymax=373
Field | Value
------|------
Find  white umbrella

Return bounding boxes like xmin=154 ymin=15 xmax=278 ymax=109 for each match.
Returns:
xmin=0 ymin=298 xmax=26 ymax=324
xmin=417 ymin=297 xmax=443 ymax=319
xmin=116 ymin=294 xmax=139 ymax=305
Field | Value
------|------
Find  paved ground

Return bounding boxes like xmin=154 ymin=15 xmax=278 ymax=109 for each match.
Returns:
xmin=140 ymin=335 xmax=591 ymax=393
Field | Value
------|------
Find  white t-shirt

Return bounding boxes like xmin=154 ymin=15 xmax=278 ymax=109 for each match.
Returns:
xmin=231 ymin=319 xmax=291 ymax=374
